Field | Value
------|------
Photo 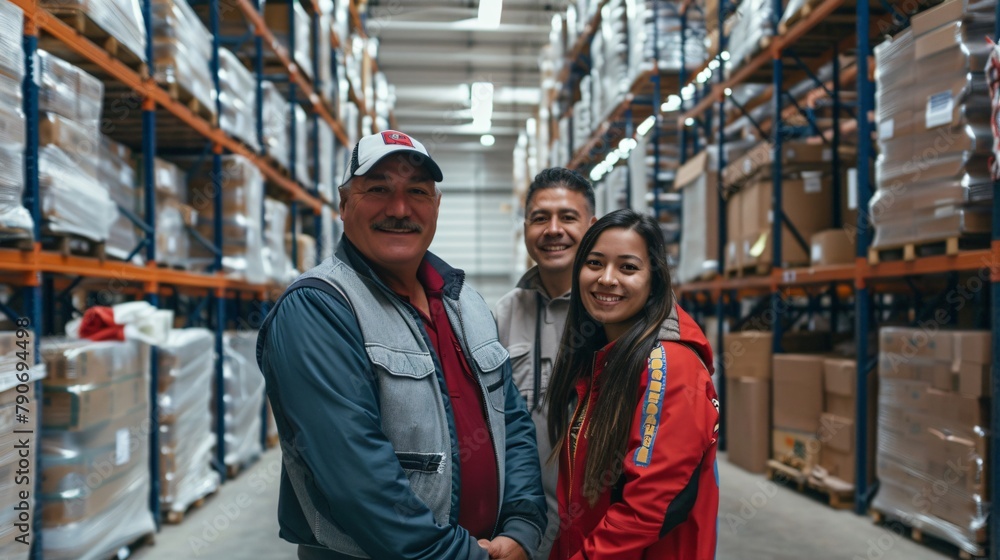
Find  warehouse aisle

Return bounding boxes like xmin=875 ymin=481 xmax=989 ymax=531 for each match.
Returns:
xmin=132 ymin=448 xmax=948 ymax=560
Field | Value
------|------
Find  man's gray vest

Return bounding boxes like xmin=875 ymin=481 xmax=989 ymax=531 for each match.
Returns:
xmin=279 ymin=256 xmax=511 ymax=557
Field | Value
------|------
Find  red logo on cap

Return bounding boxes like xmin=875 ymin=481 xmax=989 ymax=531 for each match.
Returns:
xmin=381 ymin=131 xmax=414 ymax=147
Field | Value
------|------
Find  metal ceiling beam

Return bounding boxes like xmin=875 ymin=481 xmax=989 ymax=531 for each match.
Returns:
xmin=368 ymin=20 xmax=551 ymax=34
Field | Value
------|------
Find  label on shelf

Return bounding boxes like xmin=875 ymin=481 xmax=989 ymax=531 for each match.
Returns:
xmin=784 ymin=269 xmax=798 ymax=283
xmin=847 ymin=168 xmax=858 ymax=210
xmin=116 ymin=428 xmax=131 ymax=466
xmin=925 ymin=91 xmax=954 ymax=129
xmin=879 ymin=119 xmax=895 ymax=140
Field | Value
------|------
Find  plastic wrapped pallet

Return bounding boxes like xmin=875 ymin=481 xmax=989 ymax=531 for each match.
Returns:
xmin=315 ymin=119 xmax=335 ymax=202
xmin=0 ymin=333 xmax=45 ymax=560
xmin=152 ymin=0 xmax=216 ymax=117
xmin=676 ymin=149 xmax=720 ymax=283
xmin=40 ymin=339 xmax=155 ymax=560
xmin=0 ymin=0 xmax=23 ymax=105
xmin=727 ymin=0 xmax=777 ymax=68
xmin=0 ymin=58 xmax=33 ymax=240
xmin=317 ymin=4 xmax=335 ymax=103
xmin=158 ymin=329 xmax=220 ymax=517
xmin=872 ymin=327 xmax=990 ymax=557
xmin=220 ymin=331 xmax=265 ymax=470
xmin=100 ymin=136 xmax=143 ymax=264
xmin=150 ymin=157 xmax=192 ymax=268
xmin=39 ymin=113 xmax=117 ymax=242
xmin=320 ymin=205 xmax=335 ymax=261
xmin=37 ymin=50 xmax=103 ymax=129
xmin=265 ymin=1 xmax=313 ymax=80
xmin=629 ymin=1 xmax=706 ymax=83
xmin=262 ymin=81 xmax=291 ymax=171
xmin=40 ymin=0 xmax=146 ymax=64
xmin=294 ymin=105 xmax=311 ymax=188
xmin=218 ymin=48 xmax=259 ymax=151
xmin=285 ymin=232 xmax=317 ymax=273
xmin=188 ymin=155 xmax=266 ymax=283
xmin=870 ymin=0 xmax=994 ymax=249
xmin=263 ymin=198 xmax=293 ymax=283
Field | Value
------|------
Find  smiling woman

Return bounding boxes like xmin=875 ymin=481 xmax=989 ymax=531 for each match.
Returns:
xmin=546 ymin=209 xmax=721 ymax=560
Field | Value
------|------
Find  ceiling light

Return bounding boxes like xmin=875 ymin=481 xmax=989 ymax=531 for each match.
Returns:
xmin=480 ymin=134 xmax=496 ymax=147
xmin=708 ymin=59 xmax=720 ymax=70
xmin=685 ymin=117 xmax=696 ymax=127
xmin=724 ymin=87 xmax=733 ymax=97
xmin=637 ymin=115 xmax=655 ymax=136
xmin=661 ymin=94 xmax=682 ymax=112
xmin=471 ymin=82 xmax=494 ymax=130
xmin=606 ymin=152 xmax=620 ymax=165
xmin=720 ymin=51 xmax=731 ymax=61
xmin=478 ymin=0 xmax=503 ymax=29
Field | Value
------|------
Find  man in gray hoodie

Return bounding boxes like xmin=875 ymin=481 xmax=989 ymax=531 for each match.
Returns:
xmin=493 ymin=168 xmax=597 ymax=559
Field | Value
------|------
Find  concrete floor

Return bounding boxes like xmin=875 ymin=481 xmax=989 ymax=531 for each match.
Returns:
xmin=131 ymin=449 xmax=949 ymax=560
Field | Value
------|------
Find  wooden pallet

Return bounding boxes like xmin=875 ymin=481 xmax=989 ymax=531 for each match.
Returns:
xmin=868 ymin=236 xmax=989 ymax=265
xmin=104 ymin=532 xmax=155 ymax=560
xmin=871 ymin=509 xmax=986 ymax=559
xmin=43 ymin=233 xmax=106 ymax=260
xmin=0 ymin=228 xmax=34 ymax=251
xmin=165 ymin=488 xmax=217 ymax=525
xmin=724 ymin=262 xmax=772 ymax=279
xmin=163 ymin=80 xmax=218 ymax=126
xmin=766 ymin=460 xmax=856 ymax=510
xmin=40 ymin=8 xmax=148 ymax=78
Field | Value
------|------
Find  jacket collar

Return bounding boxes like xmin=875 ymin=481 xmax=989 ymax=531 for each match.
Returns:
xmin=335 ymin=235 xmax=466 ymax=300
xmin=516 ymin=266 xmax=572 ymax=302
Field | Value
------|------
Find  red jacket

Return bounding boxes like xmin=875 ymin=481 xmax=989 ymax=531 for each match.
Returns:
xmin=551 ymin=306 xmax=719 ymax=560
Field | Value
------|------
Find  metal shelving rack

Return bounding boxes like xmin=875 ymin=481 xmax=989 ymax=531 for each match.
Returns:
xmin=670 ymin=0 xmax=1000 ymax=557
xmin=2 ymin=0 xmax=372 ymax=556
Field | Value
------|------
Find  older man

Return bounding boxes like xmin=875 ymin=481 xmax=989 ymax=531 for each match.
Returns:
xmin=257 ymin=130 xmax=546 ymax=560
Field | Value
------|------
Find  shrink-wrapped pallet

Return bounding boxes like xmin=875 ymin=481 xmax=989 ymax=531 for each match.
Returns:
xmin=150 ymin=157 xmax=192 ymax=268
xmin=39 ymin=0 xmax=146 ymax=64
xmin=727 ymin=0 xmax=777 ymax=67
xmin=152 ymin=0 xmax=216 ymax=117
xmin=38 ymin=50 xmax=103 ymax=129
xmin=315 ymin=119 xmax=335 ymax=202
xmin=262 ymin=81 xmax=291 ymax=170
xmin=40 ymin=339 xmax=155 ymax=560
xmin=158 ymin=329 xmax=220 ymax=516
xmin=218 ymin=48 xmax=259 ymax=151
xmin=0 ymin=0 xmax=23 ymax=104
xmin=0 ymin=27 xmax=33 ymax=240
xmin=188 ymin=155 xmax=266 ymax=283
xmin=264 ymin=1 xmax=313 ymax=80
xmin=294 ymin=105 xmax=311 ymax=188
xmin=263 ymin=198 xmax=293 ymax=283
xmin=100 ymin=136 xmax=142 ymax=264
xmin=871 ymin=0 xmax=994 ymax=249
xmin=872 ymin=327 xmax=991 ymax=557
xmin=219 ymin=331 xmax=265 ymax=470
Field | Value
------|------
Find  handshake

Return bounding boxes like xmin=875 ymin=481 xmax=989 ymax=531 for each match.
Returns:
xmin=477 ymin=536 xmax=529 ymax=560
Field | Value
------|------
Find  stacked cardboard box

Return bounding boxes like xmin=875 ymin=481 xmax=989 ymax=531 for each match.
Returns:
xmin=816 ymin=358 xmax=877 ymax=486
xmin=675 ymin=150 xmax=720 ymax=283
xmin=218 ymin=48 xmax=259 ymax=151
xmin=0 ymin=334 xmax=45 ymax=560
xmin=152 ymin=0 xmax=216 ymax=118
xmin=725 ymin=330 xmax=830 ymax=473
xmin=809 ymin=229 xmax=856 ymax=267
xmin=146 ymin=157 xmax=195 ymax=268
xmin=219 ymin=331 xmax=265 ymax=470
xmin=871 ymin=0 xmax=994 ymax=249
xmin=39 ymin=0 xmax=146 ymax=64
xmin=0 ymin=1 xmax=33 ymax=241
xmin=723 ymin=141 xmax=836 ymax=272
xmin=771 ymin=354 xmax=825 ymax=473
xmin=100 ymin=136 xmax=142 ymax=264
xmin=36 ymin=51 xmax=117 ymax=242
xmin=158 ymin=329 xmax=220 ymax=517
xmin=40 ymin=339 xmax=155 ymax=560
xmin=871 ymin=328 xmax=990 ymax=556
xmin=265 ymin=1 xmax=314 ymax=81
xmin=188 ymin=155 xmax=266 ymax=283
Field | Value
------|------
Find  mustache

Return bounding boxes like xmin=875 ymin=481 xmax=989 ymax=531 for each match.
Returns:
xmin=371 ymin=219 xmax=423 ymax=233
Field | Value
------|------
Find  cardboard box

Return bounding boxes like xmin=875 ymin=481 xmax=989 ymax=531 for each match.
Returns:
xmin=810 ymin=228 xmax=856 ymax=266
xmin=675 ymin=151 xmax=721 ymax=283
xmin=42 ymin=374 xmax=147 ymax=431
xmin=820 ymin=413 xmax=854 ymax=454
xmin=878 ymin=328 xmax=990 ymax=366
xmin=740 ymin=178 xmax=835 ymax=267
xmin=821 ymin=448 xmax=856 ymax=484
xmin=723 ymin=331 xmax=772 ymax=380
xmin=726 ymin=377 xmax=770 ymax=473
xmin=772 ymin=354 xmax=825 ymax=432
xmin=909 ymin=0 xmax=963 ymax=37
xmin=722 ymin=141 xmax=833 ymax=189
xmin=823 ymin=358 xmax=856 ymax=417
xmin=772 ymin=429 xmax=821 ymax=471
xmin=42 ymin=341 xmax=148 ymax=388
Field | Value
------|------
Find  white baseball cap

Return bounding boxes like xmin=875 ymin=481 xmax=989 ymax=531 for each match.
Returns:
xmin=342 ymin=130 xmax=444 ymax=185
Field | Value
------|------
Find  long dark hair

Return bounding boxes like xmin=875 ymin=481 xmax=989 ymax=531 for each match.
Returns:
xmin=546 ymin=209 xmax=674 ymax=505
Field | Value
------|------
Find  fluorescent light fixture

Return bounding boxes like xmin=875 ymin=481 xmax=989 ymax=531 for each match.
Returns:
xmin=526 ymin=117 xmax=537 ymax=137
xmin=720 ymin=51 xmax=731 ymax=61
xmin=696 ymin=73 xmax=708 ymax=84
xmin=661 ymin=94 xmax=682 ymax=112
xmin=681 ymin=84 xmax=695 ymax=100
xmin=708 ymin=59 xmax=720 ymax=70
xmin=618 ymin=138 xmax=632 ymax=151
xmin=685 ymin=117 xmax=696 ymax=127
xmin=589 ymin=168 xmax=603 ymax=181
xmin=471 ymin=82 xmax=494 ymax=130
xmin=478 ymin=0 xmax=503 ymax=29
xmin=606 ymin=152 xmax=620 ymax=165
xmin=637 ymin=115 xmax=655 ymax=136
xmin=724 ymin=87 xmax=733 ymax=97
xmin=480 ymin=134 xmax=496 ymax=147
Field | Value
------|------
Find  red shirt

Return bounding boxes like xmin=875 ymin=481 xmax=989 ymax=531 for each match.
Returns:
xmin=415 ymin=261 xmax=499 ymax=540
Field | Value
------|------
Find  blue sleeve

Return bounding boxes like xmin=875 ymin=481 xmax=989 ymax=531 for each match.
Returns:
xmin=260 ymin=287 xmax=488 ymax=560
xmin=496 ymin=362 xmax=548 ymax=558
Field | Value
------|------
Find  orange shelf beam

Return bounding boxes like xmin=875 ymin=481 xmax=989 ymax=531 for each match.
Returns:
xmin=864 ymin=250 xmax=993 ymax=280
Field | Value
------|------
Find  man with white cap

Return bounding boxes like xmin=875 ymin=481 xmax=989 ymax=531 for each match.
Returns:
xmin=257 ymin=130 xmax=547 ymax=560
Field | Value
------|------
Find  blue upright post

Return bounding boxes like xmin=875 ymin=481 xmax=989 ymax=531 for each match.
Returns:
xmin=212 ymin=148 xmax=227 ymax=482
xmin=22 ymin=26 xmax=44 ymax=560
xmin=291 ymin=201 xmax=299 ymax=271
xmin=770 ymin=0 xmax=784 ymax=356
xmin=651 ymin=0 xmax=661 ymax=219
xmin=624 ymin=107 xmax=633 ymax=209
xmin=854 ymin=0 xmax=876 ymax=515
xmin=254 ymin=0 xmax=264 ymax=156
xmin=679 ymin=10 xmax=688 ymax=164
xmin=831 ymin=43 xmax=842 ymax=229
xmin=989 ymin=2 xmax=1000 ymax=554
xmin=715 ymin=0 xmax=728 ymax=452
xmin=288 ymin=0 xmax=298 ymax=186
